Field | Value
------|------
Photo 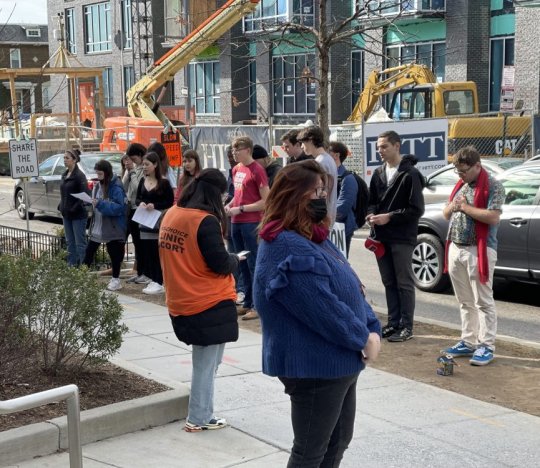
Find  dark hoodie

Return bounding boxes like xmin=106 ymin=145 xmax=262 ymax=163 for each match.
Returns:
xmin=367 ymin=154 xmax=425 ymax=245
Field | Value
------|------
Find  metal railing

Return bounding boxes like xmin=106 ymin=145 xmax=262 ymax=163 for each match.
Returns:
xmin=0 ymin=384 xmax=82 ymax=468
xmin=0 ymin=224 xmax=132 ymax=269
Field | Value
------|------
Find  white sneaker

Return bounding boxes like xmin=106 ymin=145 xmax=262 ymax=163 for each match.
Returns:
xmin=134 ymin=274 xmax=152 ymax=284
xmin=235 ymin=292 xmax=245 ymax=305
xmin=142 ymin=281 xmax=165 ymax=295
xmin=107 ymin=278 xmax=122 ymax=291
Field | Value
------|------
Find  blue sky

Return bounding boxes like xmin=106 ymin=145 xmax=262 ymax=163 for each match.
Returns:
xmin=0 ymin=0 xmax=48 ymax=25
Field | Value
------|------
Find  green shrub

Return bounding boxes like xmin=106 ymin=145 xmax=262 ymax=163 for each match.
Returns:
xmin=0 ymin=250 xmax=127 ymax=374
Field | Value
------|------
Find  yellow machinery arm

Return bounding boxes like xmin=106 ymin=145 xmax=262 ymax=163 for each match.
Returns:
xmin=349 ymin=63 xmax=437 ymax=122
xmin=126 ymin=0 xmax=260 ymax=127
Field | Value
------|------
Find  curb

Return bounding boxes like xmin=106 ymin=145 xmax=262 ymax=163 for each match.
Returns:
xmin=0 ymin=387 xmax=189 ymax=466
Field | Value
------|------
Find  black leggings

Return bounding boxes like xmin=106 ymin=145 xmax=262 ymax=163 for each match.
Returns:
xmin=84 ymin=240 xmax=125 ymax=278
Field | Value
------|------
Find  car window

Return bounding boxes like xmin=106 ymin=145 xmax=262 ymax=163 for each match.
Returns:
xmin=52 ymin=159 xmax=66 ymax=175
xmin=500 ymin=167 xmax=540 ymax=205
xmin=428 ymin=168 xmax=459 ymax=187
xmin=79 ymin=154 xmax=123 ymax=176
xmin=38 ymin=157 xmax=57 ymax=176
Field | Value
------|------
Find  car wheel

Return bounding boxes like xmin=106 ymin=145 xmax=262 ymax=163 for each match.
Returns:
xmin=412 ymin=233 xmax=450 ymax=293
xmin=15 ymin=189 xmax=34 ymax=220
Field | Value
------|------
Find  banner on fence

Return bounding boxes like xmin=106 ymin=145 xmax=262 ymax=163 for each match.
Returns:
xmin=190 ymin=126 xmax=270 ymax=171
xmin=363 ymin=119 xmax=447 ymax=184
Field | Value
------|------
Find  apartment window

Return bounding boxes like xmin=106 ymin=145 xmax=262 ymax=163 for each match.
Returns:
xmin=123 ymin=66 xmax=135 ymax=105
xmin=490 ymin=36 xmax=515 ymax=112
xmin=42 ymin=84 xmax=50 ymax=108
xmin=273 ymin=54 xmax=316 ymax=115
xmin=84 ymin=2 xmax=112 ymax=53
xmin=165 ymin=0 xmax=185 ymax=40
xmin=386 ymin=41 xmax=446 ymax=81
xmin=189 ymin=61 xmax=221 ymax=114
xmin=245 ymin=0 xmax=313 ymax=32
xmin=10 ymin=49 xmax=21 ymax=68
xmin=65 ymin=8 xmax=77 ymax=54
xmin=26 ymin=28 xmax=41 ymax=38
xmin=351 ymin=50 xmax=364 ymax=110
xmin=357 ymin=0 xmax=445 ymax=14
xmin=121 ymin=0 xmax=132 ymax=49
xmin=249 ymin=60 xmax=257 ymax=115
xmin=101 ymin=67 xmax=113 ymax=107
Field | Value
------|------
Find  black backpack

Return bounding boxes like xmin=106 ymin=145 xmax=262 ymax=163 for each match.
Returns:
xmin=337 ymin=170 xmax=370 ymax=228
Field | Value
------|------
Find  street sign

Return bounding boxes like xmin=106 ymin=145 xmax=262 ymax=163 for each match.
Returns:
xmin=9 ymin=138 xmax=39 ymax=179
xmin=161 ymin=131 xmax=182 ymax=167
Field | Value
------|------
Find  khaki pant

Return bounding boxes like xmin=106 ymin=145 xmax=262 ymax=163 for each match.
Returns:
xmin=448 ymin=243 xmax=498 ymax=349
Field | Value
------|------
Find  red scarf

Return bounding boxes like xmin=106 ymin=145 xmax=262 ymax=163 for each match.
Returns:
xmin=444 ymin=168 xmax=490 ymax=284
xmin=259 ymin=219 xmax=329 ymax=243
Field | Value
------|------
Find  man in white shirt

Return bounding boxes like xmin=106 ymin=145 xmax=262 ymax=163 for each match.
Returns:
xmin=297 ymin=125 xmax=338 ymax=226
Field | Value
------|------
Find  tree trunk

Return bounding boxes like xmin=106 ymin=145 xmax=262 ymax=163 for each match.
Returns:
xmin=317 ymin=0 xmax=330 ymax=140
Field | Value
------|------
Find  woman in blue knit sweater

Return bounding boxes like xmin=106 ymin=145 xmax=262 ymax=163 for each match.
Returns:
xmin=254 ymin=160 xmax=381 ymax=468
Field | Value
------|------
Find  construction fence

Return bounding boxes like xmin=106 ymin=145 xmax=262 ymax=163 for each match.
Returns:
xmin=1 ymin=110 xmax=537 ymax=178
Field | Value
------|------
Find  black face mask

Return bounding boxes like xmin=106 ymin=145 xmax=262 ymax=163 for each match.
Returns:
xmin=308 ymin=198 xmax=328 ymax=223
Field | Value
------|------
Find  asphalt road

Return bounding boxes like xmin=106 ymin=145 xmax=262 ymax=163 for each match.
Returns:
xmin=351 ymin=230 xmax=540 ymax=345
xmin=1 ymin=175 xmax=539 ymax=345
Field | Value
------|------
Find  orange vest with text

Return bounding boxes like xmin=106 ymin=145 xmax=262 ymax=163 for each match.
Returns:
xmin=159 ymin=206 xmax=236 ymax=316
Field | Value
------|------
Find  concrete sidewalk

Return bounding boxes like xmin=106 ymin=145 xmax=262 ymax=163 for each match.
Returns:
xmin=11 ymin=294 xmax=540 ymax=468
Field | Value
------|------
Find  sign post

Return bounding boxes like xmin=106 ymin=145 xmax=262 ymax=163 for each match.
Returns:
xmin=9 ymin=138 xmax=39 ymax=246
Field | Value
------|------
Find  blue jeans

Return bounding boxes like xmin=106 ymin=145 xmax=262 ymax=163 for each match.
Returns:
xmin=188 ymin=343 xmax=226 ymax=425
xmin=63 ymin=217 xmax=87 ymax=266
xmin=231 ymin=222 xmax=259 ymax=308
xmin=279 ymin=373 xmax=359 ymax=467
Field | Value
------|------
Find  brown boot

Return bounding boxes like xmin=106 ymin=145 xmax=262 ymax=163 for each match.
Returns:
xmin=241 ymin=309 xmax=259 ymax=321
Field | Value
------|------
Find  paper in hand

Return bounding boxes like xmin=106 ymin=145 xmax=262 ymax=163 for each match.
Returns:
xmin=132 ymin=205 xmax=162 ymax=229
xmin=71 ymin=192 xmax=93 ymax=203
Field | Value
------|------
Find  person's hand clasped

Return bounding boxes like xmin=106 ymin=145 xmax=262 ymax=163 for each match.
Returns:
xmin=368 ymin=213 xmax=392 ymax=226
xmin=362 ymin=332 xmax=381 ymax=363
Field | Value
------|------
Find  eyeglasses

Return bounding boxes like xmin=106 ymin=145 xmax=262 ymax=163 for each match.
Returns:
xmin=453 ymin=165 xmax=474 ymax=175
xmin=314 ymin=186 xmax=327 ymax=198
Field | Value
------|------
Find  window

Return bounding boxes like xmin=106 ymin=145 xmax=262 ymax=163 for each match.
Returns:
xmin=65 ymin=8 xmax=77 ymax=54
xmin=273 ymin=54 xmax=316 ymax=115
xmin=101 ymin=67 xmax=113 ymax=107
xmin=386 ymin=41 xmax=446 ymax=81
xmin=42 ymin=84 xmax=50 ymax=108
xmin=351 ymin=50 xmax=364 ymax=110
xmin=123 ymin=66 xmax=135 ymax=105
xmin=490 ymin=36 xmax=515 ymax=112
xmin=501 ymin=168 xmax=540 ymax=205
xmin=10 ymin=49 xmax=21 ymax=68
xmin=189 ymin=61 xmax=220 ymax=114
xmin=443 ymin=90 xmax=475 ymax=115
xmin=26 ymin=28 xmax=41 ymax=38
xmin=165 ymin=0 xmax=185 ymax=40
xmin=245 ymin=0 xmax=313 ymax=32
xmin=121 ymin=0 xmax=132 ymax=49
xmin=249 ymin=60 xmax=257 ymax=115
xmin=84 ymin=2 xmax=112 ymax=53
xmin=38 ymin=157 xmax=57 ymax=177
xmin=357 ymin=0 xmax=445 ymax=14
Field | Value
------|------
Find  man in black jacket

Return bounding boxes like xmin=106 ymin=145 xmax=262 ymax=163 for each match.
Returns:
xmin=366 ymin=130 xmax=425 ymax=342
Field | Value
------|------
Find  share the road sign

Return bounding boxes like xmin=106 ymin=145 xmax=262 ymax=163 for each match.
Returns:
xmin=9 ymin=139 xmax=39 ymax=179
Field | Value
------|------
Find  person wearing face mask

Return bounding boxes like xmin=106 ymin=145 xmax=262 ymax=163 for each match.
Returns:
xmin=253 ymin=160 xmax=381 ymax=468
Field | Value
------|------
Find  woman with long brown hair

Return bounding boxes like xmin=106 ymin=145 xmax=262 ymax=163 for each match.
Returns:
xmin=253 ymin=160 xmax=381 ymax=467
xmin=173 ymin=149 xmax=201 ymax=202
xmin=135 ymin=151 xmax=174 ymax=294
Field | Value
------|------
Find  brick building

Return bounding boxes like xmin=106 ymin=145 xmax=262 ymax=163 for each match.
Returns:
xmin=0 ymin=24 xmax=50 ymax=118
xmin=44 ymin=0 xmax=539 ymax=127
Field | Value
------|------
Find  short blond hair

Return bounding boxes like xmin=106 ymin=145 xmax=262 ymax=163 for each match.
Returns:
xmin=232 ymin=136 xmax=253 ymax=152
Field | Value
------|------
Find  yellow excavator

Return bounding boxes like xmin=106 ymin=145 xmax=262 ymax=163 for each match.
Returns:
xmin=101 ymin=0 xmax=260 ymax=152
xmin=349 ymin=63 xmax=531 ymax=158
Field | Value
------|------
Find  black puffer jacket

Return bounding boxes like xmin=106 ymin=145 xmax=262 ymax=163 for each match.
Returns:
xmin=367 ymin=154 xmax=425 ymax=245
xmin=58 ymin=166 xmax=88 ymax=220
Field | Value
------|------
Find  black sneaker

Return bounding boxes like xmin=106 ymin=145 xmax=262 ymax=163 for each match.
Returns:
xmin=381 ymin=325 xmax=400 ymax=338
xmin=387 ymin=328 xmax=413 ymax=342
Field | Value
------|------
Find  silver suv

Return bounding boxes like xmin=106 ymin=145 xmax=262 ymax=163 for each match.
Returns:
xmin=412 ymin=161 xmax=540 ymax=292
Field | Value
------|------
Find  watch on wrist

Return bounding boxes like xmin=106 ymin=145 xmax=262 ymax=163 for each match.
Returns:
xmin=240 ymin=205 xmax=245 ymax=213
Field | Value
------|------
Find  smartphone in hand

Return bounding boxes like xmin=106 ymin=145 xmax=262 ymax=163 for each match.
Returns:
xmin=237 ymin=250 xmax=250 ymax=260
